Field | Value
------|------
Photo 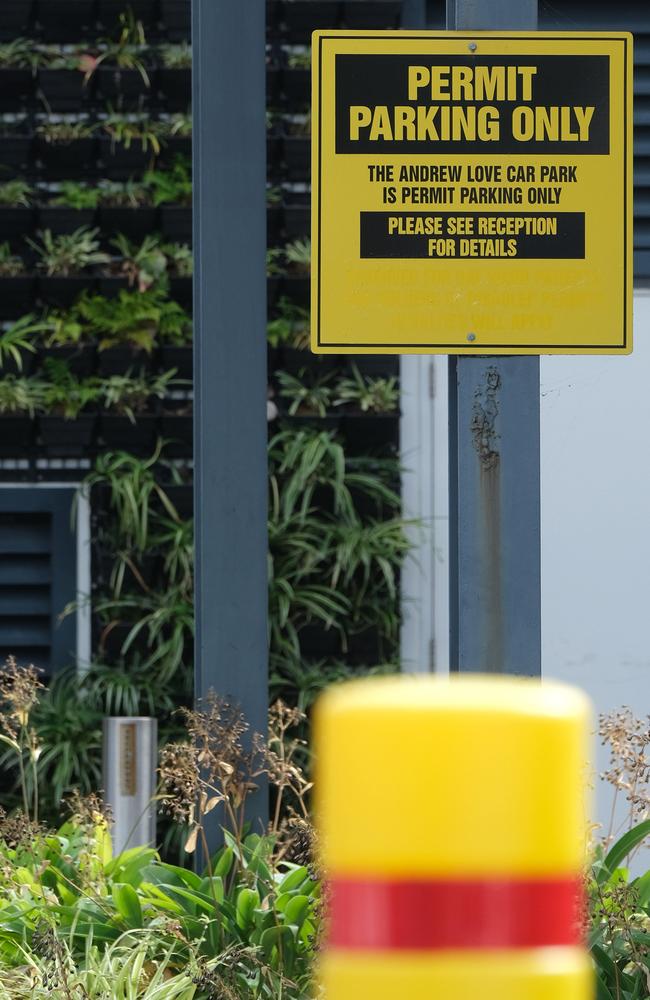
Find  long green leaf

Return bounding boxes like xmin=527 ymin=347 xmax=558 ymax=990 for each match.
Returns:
xmin=600 ymin=820 xmax=650 ymax=883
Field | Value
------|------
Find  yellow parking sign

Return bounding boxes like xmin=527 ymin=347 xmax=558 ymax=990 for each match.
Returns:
xmin=311 ymin=32 xmax=633 ymax=354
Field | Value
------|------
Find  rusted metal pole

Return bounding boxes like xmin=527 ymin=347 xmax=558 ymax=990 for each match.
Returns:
xmin=447 ymin=0 xmax=541 ymax=676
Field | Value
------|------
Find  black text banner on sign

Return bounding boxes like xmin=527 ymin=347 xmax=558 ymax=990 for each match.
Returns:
xmin=311 ymin=33 xmax=633 ymax=355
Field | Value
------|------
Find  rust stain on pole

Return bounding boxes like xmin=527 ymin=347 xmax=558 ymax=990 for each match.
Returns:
xmin=471 ymin=367 xmax=503 ymax=671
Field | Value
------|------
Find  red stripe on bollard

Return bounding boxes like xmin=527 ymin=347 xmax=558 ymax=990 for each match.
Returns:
xmin=327 ymin=876 xmax=584 ymax=951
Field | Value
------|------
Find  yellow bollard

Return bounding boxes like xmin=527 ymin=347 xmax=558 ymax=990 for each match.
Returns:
xmin=315 ymin=675 xmax=592 ymax=1000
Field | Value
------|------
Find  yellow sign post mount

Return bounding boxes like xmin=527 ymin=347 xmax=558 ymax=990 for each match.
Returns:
xmin=311 ymin=31 xmax=633 ymax=355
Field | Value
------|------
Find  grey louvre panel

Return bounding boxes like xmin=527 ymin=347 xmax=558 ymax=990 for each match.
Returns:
xmin=539 ymin=0 xmax=650 ymax=280
xmin=0 ymin=490 xmax=76 ymax=676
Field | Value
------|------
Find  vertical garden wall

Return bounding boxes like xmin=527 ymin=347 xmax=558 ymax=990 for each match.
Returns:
xmin=0 ymin=0 xmax=415 ymax=842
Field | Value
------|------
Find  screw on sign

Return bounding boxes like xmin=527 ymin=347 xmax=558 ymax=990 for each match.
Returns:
xmin=315 ymin=676 xmax=592 ymax=1000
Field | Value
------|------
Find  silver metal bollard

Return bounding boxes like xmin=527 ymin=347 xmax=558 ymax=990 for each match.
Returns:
xmin=102 ymin=717 xmax=157 ymax=855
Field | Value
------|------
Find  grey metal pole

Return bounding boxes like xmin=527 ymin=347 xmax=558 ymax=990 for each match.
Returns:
xmin=447 ymin=0 xmax=541 ymax=676
xmin=193 ymin=0 xmax=268 ymax=841
xmin=103 ymin=718 xmax=157 ymax=854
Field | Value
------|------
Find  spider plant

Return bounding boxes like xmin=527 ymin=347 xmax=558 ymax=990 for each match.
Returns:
xmin=266 ymin=248 xmax=285 ymax=277
xmin=0 ymin=315 xmax=47 ymax=370
xmin=0 ymin=242 xmax=26 ymax=276
xmin=27 ymin=226 xmax=110 ymax=276
xmin=277 ymin=370 xmax=334 ymax=416
xmin=151 ymin=513 xmax=194 ymax=594
xmin=284 ymin=237 xmax=311 ymax=274
xmin=0 ymin=375 xmax=45 ymax=416
xmin=35 ymin=44 xmax=98 ymax=76
xmin=100 ymin=111 xmax=162 ymax=154
xmin=0 ymin=178 xmax=33 ymax=206
xmin=159 ymin=41 xmax=192 ymax=69
xmin=82 ymin=445 xmax=183 ymax=552
xmin=100 ymin=369 xmax=179 ymax=423
xmin=95 ymin=586 xmax=194 ymax=683
xmin=334 ymin=364 xmax=399 ymax=413
xmin=93 ymin=10 xmax=150 ymax=85
xmin=286 ymin=48 xmax=311 ymax=70
xmin=98 ymin=178 xmax=152 ymax=207
xmin=0 ymin=38 xmax=36 ymax=69
xmin=267 ymin=298 xmax=310 ymax=349
xmin=35 ymin=117 xmax=95 ymax=144
xmin=160 ymin=111 xmax=192 ymax=138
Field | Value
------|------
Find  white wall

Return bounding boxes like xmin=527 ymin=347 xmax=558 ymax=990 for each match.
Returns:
xmin=541 ymin=289 xmax=650 ymax=842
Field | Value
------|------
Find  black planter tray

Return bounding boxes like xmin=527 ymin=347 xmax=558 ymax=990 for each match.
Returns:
xmin=282 ymin=273 xmax=310 ymax=307
xmin=97 ymin=345 xmax=155 ymax=375
xmin=37 ymin=274 xmax=95 ymax=307
xmin=96 ymin=66 xmax=156 ymax=103
xmin=97 ymin=620 xmax=149 ymax=660
xmin=160 ymin=482 xmax=193 ymax=518
xmin=0 ymin=346 xmax=35 ymax=376
xmin=267 ymin=204 xmax=283 ymax=242
xmin=37 ymin=70 xmax=94 ymax=112
xmin=341 ymin=0 xmax=401 ymax=28
xmin=38 ymin=413 xmax=97 ymax=456
xmin=97 ymin=0 xmax=158 ymax=28
xmin=0 ymin=135 xmax=33 ymax=171
xmin=266 ymin=0 xmax=280 ymax=30
xmin=98 ymin=205 xmax=158 ymax=238
xmin=0 ymin=414 xmax=34 ymax=450
xmin=280 ymin=345 xmax=341 ymax=377
xmin=279 ymin=412 xmax=341 ymax=433
xmin=159 ymin=413 xmax=192 ymax=455
xmin=0 ymin=69 xmax=34 ymax=108
xmin=267 ymin=275 xmax=282 ymax=308
xmin=160 ymin=0 xmax=191 ymax=40
xmin=160 ymin=204 xmax=192 ymax=243
xmin=282 ymin=68 xmax=310 ymax=106
xmin=0 ymin=1 xmax=34 ymax=41
xmin=282 ymin=1 xmax=341 ymax=41
xmin=347 ymin=626 xmax=383 ymax=666
xmin=96 ymin=274 xmax=131 ymax=298
xmin=0 ymin=206 xmax=35 ymax=246
xmin=296 ymin=622 xmax=343 ymax=658
xmin=348 ymin=355 xmax=399 ymax=378
xmin=37 ymin=205 xmax=96 ymax=235
xmin=38 ymin=343 xmax=96 ymax=376
xmin=169 ymin=275 xmax=192 ymax=305
xmin=283 ymin=203 xmax=310 ymax=238
xmin=0 ymin=275 xmax=36 ymax=318
xmin=36 ymin=137 xmax=97 ymax=174
xmin=98 ymin=136 xmax=155 ymax=177
xmin=158 ymin=68 xmax=191 ymax=110
xmin=282 ymin=136 xmax=310 ymax=180
xmin=159 ymin=344 xmax=192 ymax=379
xmin=342 ymin=412 xmax=399 ymax=454
xmin=267 ymin=66 xmax=281 ymax=107
xmin=35 ymin=0 xmax=97 ymax=40
xmin=160 ymin=135 xmax=192 ymax=164
xmin=267 ymin=133 xmax=283 ymax=168
xmin=99 ymin=412 xmax=159 ymax=451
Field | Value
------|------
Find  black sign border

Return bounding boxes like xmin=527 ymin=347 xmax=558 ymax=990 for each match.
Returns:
xmin=315 ymin=33 xmax=629 ymax=352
